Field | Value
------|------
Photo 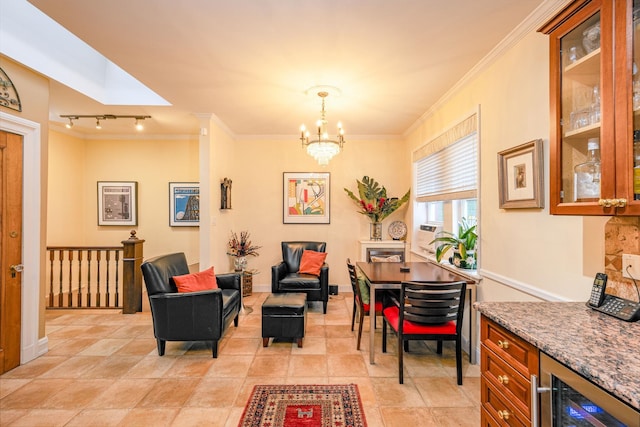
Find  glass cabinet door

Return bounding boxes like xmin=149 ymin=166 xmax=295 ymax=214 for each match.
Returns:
xmin=560 ymin=11 xmax=602 ymax=204
xmin=632 ymin=0 xmax=640 ymax=201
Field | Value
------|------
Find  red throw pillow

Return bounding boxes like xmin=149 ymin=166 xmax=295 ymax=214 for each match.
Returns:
xmin=298 ymin=250 xmax=327 ymax=276
xmin=173 ymin=267 xmax=217 ymax=293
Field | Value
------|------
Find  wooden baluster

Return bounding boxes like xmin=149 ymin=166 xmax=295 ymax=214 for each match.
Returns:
xmin=48 ymin=250 xmax=55 ymax=307
xmin=105 ymin=250 xmax=111 ymax=307
xmin=77 ymin=250 xmax=83 ymax=308
xmin=87 ymin=250 xmax=92 ymax=307
xmin=57 ymin=249 xmax=64 ymax=307
xmin=114 ymin=250 xmax=121 ymax=307
xmin=67 ymin=250 xmax=74 ymax=307
xmin=96 ymin=250 xmax=101 ymax=307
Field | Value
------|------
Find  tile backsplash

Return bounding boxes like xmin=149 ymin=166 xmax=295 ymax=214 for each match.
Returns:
xmin=604 ymin=216 xmax=640 ymax=300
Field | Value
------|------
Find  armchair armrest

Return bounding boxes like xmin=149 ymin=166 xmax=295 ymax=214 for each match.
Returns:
xmin=215 ymin=273 xmax=241 ymax=291
xmin=319 ymin=262 xmax=329 ymax=292
xmin=271 ymin=262 xmax=287 ymax=289
xmin=148 ymin=290 xmax=224 ymax=339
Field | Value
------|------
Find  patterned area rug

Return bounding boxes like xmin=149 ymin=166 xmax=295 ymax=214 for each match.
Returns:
xmin=239 ymin=384 xmax=367 ymax=427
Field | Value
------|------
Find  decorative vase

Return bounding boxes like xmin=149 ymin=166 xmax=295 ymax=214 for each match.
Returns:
xmin=234 ymin=256 xmax=247 ymax=272
xmin=370 ymin=222 xmax=382 ymax=240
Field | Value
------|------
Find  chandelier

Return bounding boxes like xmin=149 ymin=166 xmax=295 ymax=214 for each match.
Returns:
xmin=299 ymin=91 xmax=345 ymax=166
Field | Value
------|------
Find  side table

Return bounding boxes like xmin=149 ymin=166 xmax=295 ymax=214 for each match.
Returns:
xmin=234 ymin=269 xmax=258 ymax=314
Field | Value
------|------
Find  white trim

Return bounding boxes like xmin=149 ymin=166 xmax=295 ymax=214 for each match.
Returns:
xmin=0 ymin=111 xmax=45 ymax=364
xmin=479 ymin=268 xmax=571 ymax=302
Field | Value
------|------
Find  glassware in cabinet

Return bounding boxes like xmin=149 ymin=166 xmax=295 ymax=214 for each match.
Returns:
xmin=559 ymin=11 xmax=603 ymax=205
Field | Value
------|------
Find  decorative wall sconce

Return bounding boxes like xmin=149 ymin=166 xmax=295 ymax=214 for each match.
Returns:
xmin=221 ymin=177 xmax=232 ymax=209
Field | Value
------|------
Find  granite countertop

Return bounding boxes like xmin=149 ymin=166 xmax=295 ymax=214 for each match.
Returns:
xmin=475 ymin=301 xmax=640 ymax=410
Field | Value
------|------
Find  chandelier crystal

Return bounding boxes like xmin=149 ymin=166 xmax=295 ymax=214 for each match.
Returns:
xmin=299 ymin=91 xmax=345 ymax=166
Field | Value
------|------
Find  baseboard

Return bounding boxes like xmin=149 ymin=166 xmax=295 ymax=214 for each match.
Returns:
xmin=21 ymin=336 xmax=48 ymax=365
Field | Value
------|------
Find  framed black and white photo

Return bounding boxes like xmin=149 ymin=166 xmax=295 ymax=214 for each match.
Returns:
xmin=498 ymin=139 xmax=544 ymax=209
xmin=97 ymin=181 xmax=138 ymax=226
xmin=169 ymin=182 xmax=200 ymax=226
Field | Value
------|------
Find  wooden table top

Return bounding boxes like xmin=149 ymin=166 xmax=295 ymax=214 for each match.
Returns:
xmin=356 ymin=261 xmax=472 ymax=284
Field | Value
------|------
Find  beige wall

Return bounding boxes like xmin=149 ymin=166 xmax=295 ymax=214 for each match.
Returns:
xmin=405 ymin=31 xmax=607 ymax=303
xmin=46 ymin=130 xmax=409 ymax=289
xmin=210 ymin=136 xmax=409 ymax=287
xmin=47 ymin=133 xmax=201 ymax=261
xmin=47 ymin=131 xmax=85 ymax=244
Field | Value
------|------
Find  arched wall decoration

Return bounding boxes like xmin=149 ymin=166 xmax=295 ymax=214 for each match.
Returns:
xmin=0 ymin=67 xmax=22 ymax=112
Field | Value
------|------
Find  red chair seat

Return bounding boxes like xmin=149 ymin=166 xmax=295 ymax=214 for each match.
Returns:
xmin=383 ymin=305 xmax=456 ymax=335
xmin=357 ymin=295 xmax=383 ymax=313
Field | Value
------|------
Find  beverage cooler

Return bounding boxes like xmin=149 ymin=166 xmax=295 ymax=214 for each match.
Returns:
xmin=539 ymin=354 xmax=640 ymax=427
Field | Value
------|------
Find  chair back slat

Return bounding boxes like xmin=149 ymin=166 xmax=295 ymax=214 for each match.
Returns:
xmin=346 ymin=258 xmax=364 ymax=306
xmin=400 ymin=281 xmax=466 ymax=326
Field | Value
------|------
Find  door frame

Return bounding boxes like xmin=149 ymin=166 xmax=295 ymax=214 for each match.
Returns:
xmin=0 ymin=111 xmax=44 ymax=364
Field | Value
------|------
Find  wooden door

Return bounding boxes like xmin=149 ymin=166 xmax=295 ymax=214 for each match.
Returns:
xmin=0 ymin=130 xmax=23 ymax=374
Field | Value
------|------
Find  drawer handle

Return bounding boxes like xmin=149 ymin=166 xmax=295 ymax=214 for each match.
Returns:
xmin=497 ymin=410 xmax=510 ymax=420
xmin=497 ymin=375 xmax=509 ymax=385
xmin=497 ymin=340 xmax=509 ymax=349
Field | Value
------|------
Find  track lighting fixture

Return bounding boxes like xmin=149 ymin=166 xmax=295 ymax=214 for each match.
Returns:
xmin=60 ymin=114 xmax=152 ymax=131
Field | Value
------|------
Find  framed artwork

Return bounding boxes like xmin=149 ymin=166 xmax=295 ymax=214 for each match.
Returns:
xmin=283 ymin=172 xmax=330 ymax=224
xmin=169 ymin=182 xmax=200 ymax=226
xmin=97 ymin=181 xmax=138 ymax=226
xmin=498 ymin=139 xmax=544 ymax=209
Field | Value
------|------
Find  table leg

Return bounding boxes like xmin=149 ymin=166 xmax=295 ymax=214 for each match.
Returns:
xmin=369 ymin=280 xmax=376 ymax=364
xmin=469 ymin=285 xmax=477 ymax=364
xmin=239 ymin=275 xmax=252 ymax=315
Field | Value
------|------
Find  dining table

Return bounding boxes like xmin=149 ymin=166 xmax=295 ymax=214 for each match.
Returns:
xmin=356 ymin=261 xmax=478 ymax=364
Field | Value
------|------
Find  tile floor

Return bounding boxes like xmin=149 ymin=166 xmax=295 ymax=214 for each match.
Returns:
xmin=0 ymin=292 xmax=481 ymax=426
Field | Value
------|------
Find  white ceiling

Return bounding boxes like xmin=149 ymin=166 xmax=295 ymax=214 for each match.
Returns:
xmin=19 ymin=0 xmax=553 ymax=137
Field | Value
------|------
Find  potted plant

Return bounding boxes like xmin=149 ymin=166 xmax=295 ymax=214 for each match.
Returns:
xmin=227 ymin=231 xmax=261 ymax=271
xmin=430 ymin=217 xmax=477 ymax=269
xmin=344 ymin=176 xmax=410 ymax=240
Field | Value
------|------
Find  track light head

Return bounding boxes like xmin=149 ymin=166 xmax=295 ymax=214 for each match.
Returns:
xmin=60 ymin=114 xmax=152 ymax=132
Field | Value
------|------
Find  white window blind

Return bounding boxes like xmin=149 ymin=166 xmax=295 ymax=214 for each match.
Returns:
xmin=414 ymin=113 xmax=478 ymax=203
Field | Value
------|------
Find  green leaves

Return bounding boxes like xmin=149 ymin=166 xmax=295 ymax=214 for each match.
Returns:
xmin=431 ymin=217 xmax=477 ymax=263
xmin=344 ymin=176 xmax=410 ymax=222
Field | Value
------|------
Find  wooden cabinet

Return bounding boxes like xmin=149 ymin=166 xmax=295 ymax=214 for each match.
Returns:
xmin=481 ymin=315 xmax=539 ymax=426
xmin=242 ymin=271 xmax=253 ymax=297
xmin=540 ymin=0 xmax=640 ymax=215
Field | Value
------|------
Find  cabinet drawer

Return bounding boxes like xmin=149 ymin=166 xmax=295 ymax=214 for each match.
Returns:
xmin=481 ymin=317 xmax=538 ymax=378
xmin=482 ymin=375 xmax=529 ymax=427
xmin=481 ymin=343 xmax=532 ymax=420
xmin=481 ymin=406 xmax=501 ymax=427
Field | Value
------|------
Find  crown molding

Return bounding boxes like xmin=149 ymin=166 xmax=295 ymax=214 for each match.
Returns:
xmin=403 ymin=0 xmax=573 ymax=137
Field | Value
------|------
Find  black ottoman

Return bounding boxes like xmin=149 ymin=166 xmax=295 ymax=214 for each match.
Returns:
xmin=262 ymin=292 xmax=307 ymax=348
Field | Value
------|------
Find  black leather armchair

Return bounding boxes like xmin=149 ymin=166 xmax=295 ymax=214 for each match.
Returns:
xmin=140 ymin=252 xmax=241 ymax=358
xmin=271 ymin=241 xmax=329 ymax=313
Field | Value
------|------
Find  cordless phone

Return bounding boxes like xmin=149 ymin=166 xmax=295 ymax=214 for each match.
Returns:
xmin=587 ymin=272 xmax=640 ymax=322
xmin=588 ymin=272 xmax=607 ymax=307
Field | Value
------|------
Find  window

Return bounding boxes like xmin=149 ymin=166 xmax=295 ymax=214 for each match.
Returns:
xmin=412 ymin=111 xmax=479 ymax=258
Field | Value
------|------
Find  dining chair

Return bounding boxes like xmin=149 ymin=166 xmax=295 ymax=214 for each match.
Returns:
xmin=382 ymin=280 xmax=467 ymax=384
xmin=346 ymin=258 xmax=383 ymax=350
